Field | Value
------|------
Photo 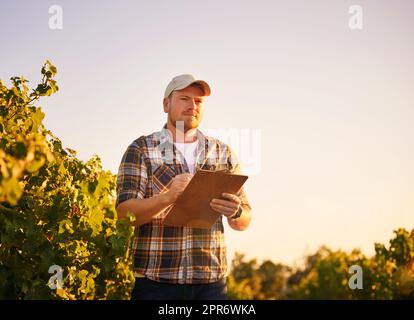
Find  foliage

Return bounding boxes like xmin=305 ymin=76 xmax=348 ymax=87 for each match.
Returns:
xmin=0 ymin=61 xmax=135 ymax=299
xmin=228 ymin=253 xmax=290 ymax=299
xmin=228 ymin=228 xmax=414 ymax=300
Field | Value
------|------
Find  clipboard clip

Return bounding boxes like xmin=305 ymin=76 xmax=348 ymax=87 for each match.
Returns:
xmin=196 ymin=168 xmax=231 ymax=174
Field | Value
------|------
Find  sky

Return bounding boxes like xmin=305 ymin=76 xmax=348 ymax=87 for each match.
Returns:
xmin=1 ymin=0 xmax=414 ymax=266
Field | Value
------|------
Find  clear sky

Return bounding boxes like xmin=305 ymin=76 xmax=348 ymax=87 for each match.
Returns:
xmin=1 ymin=0 xmax=413 ymax=266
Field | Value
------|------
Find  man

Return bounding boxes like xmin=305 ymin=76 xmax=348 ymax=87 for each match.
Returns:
xmin=116 ymin=74 xmax=252 ymax=300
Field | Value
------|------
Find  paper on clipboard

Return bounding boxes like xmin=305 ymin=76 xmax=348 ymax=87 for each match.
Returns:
xmin=162 ymin=169 xmax=248 ymax=229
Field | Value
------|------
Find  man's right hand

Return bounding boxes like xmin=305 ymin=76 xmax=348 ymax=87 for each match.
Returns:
xmin=117 ymin=172 xmax=193 ymax=226
xmin=165 ymin=173 xmax=193 ymax=203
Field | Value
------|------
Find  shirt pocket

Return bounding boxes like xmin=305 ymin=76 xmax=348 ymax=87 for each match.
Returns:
xmin=151 ymin=163 xmax=176 ymax=194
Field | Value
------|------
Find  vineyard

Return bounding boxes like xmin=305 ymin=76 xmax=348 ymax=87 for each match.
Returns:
xmin=228 ymin=228 xmax=414 ymax=299
xmin=1 ymin=62 xmax=413 ymax=300
xmin=0 ymin=62 xmax=135 ymax=299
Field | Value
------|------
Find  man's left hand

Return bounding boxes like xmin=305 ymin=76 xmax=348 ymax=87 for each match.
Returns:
xmin=210 ymin=192 xmax=241 ymax=218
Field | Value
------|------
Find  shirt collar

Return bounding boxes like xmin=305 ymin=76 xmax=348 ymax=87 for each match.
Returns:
xmin=157 ymin=124 xmax=214 ymax=167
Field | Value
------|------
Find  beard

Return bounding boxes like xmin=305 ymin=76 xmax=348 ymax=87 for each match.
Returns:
xmin=171 ymin=116 xmax=200 ymax=132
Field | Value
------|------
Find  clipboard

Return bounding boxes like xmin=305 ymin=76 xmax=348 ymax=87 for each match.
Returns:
xmin=162 ymin=169 xmax=248 ymax=229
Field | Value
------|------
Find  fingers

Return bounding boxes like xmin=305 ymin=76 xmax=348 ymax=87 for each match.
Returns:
xmin=172 ymin=173 xmax=193 ymax=186
xmin=210 ymin=202 xmax=236 ymax=216
xmin=210 ymin=198 xmax=239 ymax=210
xmin=219 ymin=193 xmax=241 ymax=205
xmin=168 ymin=174 xmax=194 ymax=200
xmin=210 ymin=193 xmax=241 ymax=217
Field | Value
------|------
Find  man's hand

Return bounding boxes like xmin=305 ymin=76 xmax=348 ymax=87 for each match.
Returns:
xmin=165 ymin=173 xmax=193 ymax=203
xmin=210 ymin=192 xmax=241 ymax=218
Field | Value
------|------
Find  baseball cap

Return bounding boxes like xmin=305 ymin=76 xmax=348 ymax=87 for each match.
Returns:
xmin=164 ymin=74 xmax=211 ymax=99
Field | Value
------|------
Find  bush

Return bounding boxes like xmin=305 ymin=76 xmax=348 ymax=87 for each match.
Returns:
xmin=0 ymin=61 xmax=135 ymax=299
xmin=228 ymin=229 xmax=414 ymax=300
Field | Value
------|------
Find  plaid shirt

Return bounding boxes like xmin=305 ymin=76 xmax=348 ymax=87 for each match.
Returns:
xmin=116 ymin=125 xmax=249 ymax=284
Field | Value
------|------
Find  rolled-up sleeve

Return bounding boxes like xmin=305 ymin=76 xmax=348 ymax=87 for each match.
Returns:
xmin=116 ymin=142 xmax=148 ymax=208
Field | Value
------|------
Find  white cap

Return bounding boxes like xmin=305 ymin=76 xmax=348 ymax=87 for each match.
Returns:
xmin=164 ymin=74 xmax=211 ymax=98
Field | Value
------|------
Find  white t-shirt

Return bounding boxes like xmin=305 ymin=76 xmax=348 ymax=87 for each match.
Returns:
xmin=174 ymin=140 xmax=198 ymax=173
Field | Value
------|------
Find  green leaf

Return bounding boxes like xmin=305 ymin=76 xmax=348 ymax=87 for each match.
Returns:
xmin=32 ymin=108 xmax=45 ymax=128
xmin=25 ymin=157 xmax=46 ymax=173
xmin=15 ymin=142 xmax=27 ymax=158
xmin=1 ymin=177 xmax=23 ymax=205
